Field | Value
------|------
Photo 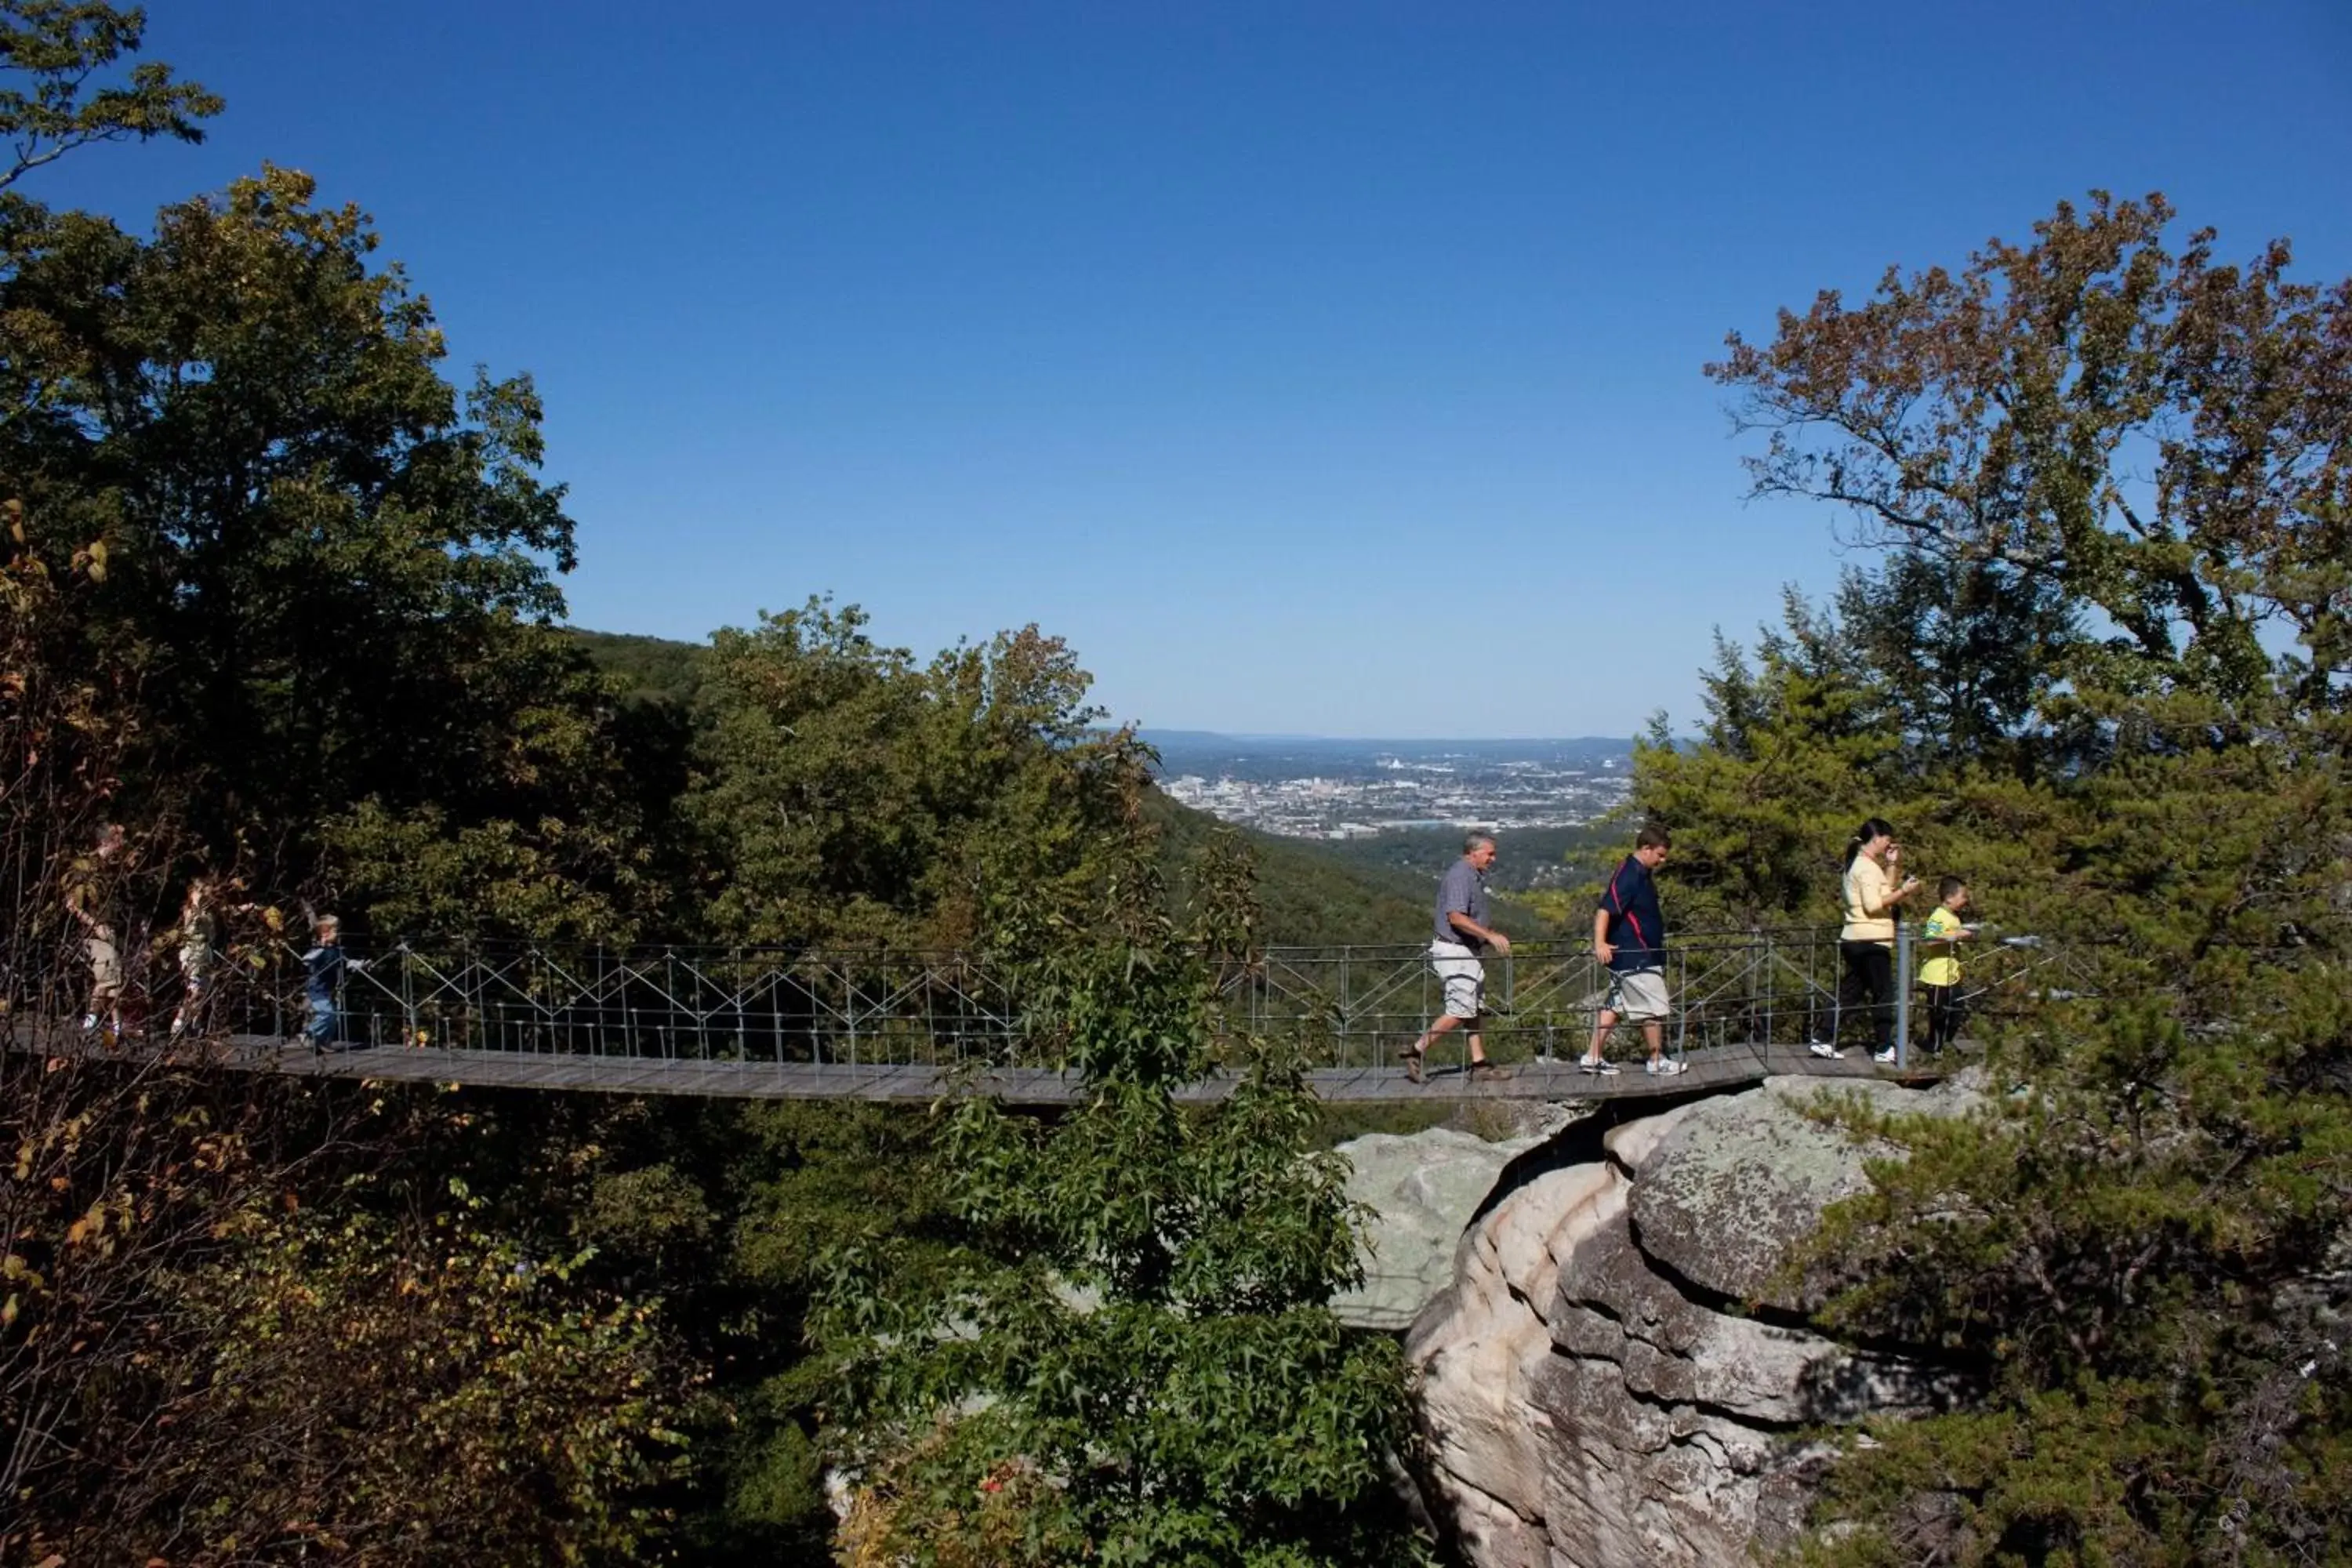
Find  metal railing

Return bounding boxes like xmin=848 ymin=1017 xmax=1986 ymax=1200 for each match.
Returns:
xmin=190 ymin=926 xmax=2089 ymax=1074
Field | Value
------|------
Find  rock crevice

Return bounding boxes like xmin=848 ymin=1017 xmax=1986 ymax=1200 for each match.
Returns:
xmin=1402 ymin=1074 xmax=1982 ymax=1568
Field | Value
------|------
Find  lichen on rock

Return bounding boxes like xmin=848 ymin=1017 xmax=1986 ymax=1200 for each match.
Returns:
xmin=1400 ymin=1074 xmax=1980 ymax=1568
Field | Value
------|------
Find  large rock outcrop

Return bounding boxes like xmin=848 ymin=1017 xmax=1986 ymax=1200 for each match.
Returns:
xmin=1406 ymin=1075 xmax=1977 ymax=1567
xmin=1334 ymin=1106 xmax=1589 ymax=1330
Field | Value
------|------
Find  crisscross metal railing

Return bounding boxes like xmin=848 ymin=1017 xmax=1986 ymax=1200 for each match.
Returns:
xmin=206 ymin=926 xmax=2093 ymax=1075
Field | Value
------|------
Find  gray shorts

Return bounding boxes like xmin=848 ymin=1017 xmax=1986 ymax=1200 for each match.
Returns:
xmin=1428 ymin=941 xmax=1485 ymax=1019
xmin=1604 ymin=967 xmax=1669 ymax=1022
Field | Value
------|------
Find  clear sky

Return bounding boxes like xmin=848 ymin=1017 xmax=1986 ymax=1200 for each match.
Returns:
xmin=43 ymin=1 xmax=2352 ymax=738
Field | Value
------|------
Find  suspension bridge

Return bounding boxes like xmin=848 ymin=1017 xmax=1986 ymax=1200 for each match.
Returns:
xmin=38 ymin=926 xmax=2084 ymax=1104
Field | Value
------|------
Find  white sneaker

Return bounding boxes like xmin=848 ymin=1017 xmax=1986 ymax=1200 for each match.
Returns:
xmin=1873 ymin=1047 xmax=1898 ymax=1064
xmin=1646 ymin=1057 xmax=1686 ymax=1076
xmin=1577 ymin=1055 xmax=1621 ymax=1076
xmin=1809 ymin=1041 xmax=1842 ymax=1059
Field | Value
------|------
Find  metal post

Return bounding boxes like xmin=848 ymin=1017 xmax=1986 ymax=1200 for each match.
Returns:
xmin=1822 ymin=930 xmax=1840 ymax=1051
xmin=1751 ymin=937 xmax=1768 ymax=1063
xmin=1673 ymin=946 xmax=1687 ymax=1064
xmin=1894 ymin=920 xmax=1913 ymax=1070
xmin=1340 ymin=947 xmax=1351 ymax=1071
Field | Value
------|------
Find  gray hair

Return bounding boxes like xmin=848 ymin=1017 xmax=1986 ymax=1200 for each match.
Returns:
xmin=1463 ymin=831 xmax=1496 ymax=855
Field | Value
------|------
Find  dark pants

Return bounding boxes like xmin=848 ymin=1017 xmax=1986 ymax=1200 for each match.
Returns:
xmin=1838 ymin=940 xmax=1895 ymax=1050
xmin=1923 ymin=983 xmax=1965 ymax=1052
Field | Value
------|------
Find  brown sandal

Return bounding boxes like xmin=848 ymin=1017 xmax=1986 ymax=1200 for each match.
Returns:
xmin=1468 ymin=1060 xmax=1510 ymax=1083
xmin=1398 ymin=1047 xmax=1425 ymax=1085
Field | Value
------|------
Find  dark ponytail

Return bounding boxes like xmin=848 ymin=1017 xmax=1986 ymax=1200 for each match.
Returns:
xmin=1842 ymin=817 xmax=1896 ymax=870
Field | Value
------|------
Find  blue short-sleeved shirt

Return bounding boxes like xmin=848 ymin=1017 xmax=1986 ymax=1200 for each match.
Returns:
xmin=1433 ymin=858 xmax=1490 ymax=950
xmin=1596 ymin=855 xmax=1666 ymax=972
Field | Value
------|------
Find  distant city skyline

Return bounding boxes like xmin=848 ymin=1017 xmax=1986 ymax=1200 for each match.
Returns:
xmin=1148 ymin=733 xmax=1629 ymax=838
xmin=53 ymin=2 xmax=2352 ymax=739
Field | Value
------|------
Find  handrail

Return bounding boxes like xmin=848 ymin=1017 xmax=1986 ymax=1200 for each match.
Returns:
xmin=124 ymin=925 xmax=2090 ymax=1076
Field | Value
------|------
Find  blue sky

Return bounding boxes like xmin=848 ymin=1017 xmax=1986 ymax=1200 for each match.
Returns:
xmin=45 ymin=1 xmax=2352 ymax=737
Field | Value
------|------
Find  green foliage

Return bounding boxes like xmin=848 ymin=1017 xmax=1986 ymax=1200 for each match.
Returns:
xmin=2 ymin=147 xmax=646 ymax=934
xmin=1632 ymin=590 xmax=1913 ymax=926
xmin=0 ymin=0 xmax=222 ymax=191
xmin=1709 ymin=188 xmax=2351 ymax=726
xmin=684 ymin=598 xmax=1153 ymax=948
xmin=574 ymin=626 xmax=713 ymax=711
xmin=0 ymin=1047 xmax=695 ymax=1565
xmin=813 ymin=869 xmax=1426 ymax=1564
xmin=152 ymin=1197 xmax=689 ymax=1564
xmin=1681 ymin=193 xmax=2352 ymax=1565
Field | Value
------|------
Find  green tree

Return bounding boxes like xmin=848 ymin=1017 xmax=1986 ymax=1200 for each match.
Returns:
xmin=1831 ymin=550 xmax=2082 ymax=771
xmin=3 ymin=23 xmax=699 ymax=1564
xmin=0 ymin=0 xmax=221 ymax=192
xmin=1708 ymin=188 xmax=2350 ymax=728
xmin=812 ymin=845 xmax=1425 ymax=1566
xmin=684 ymin=598 xmax=1152 ymax=948
xmin=3 ymin=127 xmax=645 ymax=933
xmin=1685 ymin=193 xmax=2352 ymax=1565
xmin=1632 ymin=589 xmax=1914 ymax=926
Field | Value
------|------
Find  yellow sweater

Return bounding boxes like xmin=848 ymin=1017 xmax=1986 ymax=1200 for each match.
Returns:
xmin=1842 ymin=855 xmax=1897 ymax=943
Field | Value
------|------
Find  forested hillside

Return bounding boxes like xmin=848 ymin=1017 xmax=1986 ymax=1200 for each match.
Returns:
xmin=570 ymin=624 xmax=1526 ymax=948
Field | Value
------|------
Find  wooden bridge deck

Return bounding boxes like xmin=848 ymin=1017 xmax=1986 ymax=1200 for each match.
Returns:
xmin=21 ymin=1029 xmax=1937 ymax=1103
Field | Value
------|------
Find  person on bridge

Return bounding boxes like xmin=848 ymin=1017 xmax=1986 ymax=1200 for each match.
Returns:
xmin=169 ymin=876 xmax=253 ymax=1040
xmin=65 ymin=822 xmax=130 ymax=1038
xmin=1917 ymin=875 xmax=1974 ymax=1054
xmin=300 ymin=914 xmax=372 ymax=1052
xmin=1400 ymin=832 xmax=1509 ymax=1085
xmin=1579 ymin=824 xmax=1683 ymax=1076
xmin=1820 ymin=818 xmax=1921 ymax=1062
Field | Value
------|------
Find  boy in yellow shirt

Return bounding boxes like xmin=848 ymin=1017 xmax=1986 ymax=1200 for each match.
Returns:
xmin=1918 ymin=877 xmax=1974 ymax=1054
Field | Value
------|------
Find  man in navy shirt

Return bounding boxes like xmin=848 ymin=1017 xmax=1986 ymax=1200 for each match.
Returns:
xmin=1580 ymin=824 xmax=1682 ymax=1076
xmin=1400 ymin=833 xmax=1511 ymax=1084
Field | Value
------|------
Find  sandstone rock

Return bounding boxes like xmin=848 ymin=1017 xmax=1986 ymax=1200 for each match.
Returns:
xmin=1410 ymin=1156 xmax=1621 ymax=1564
xmin=1334 ymin=1127 xmax=1539 ymax=1330
xmin=1599 ymin=1098 xmax=1702 ymax=1173
xmin=1628 ymin=1074 xmax=1978 ymax=1313
xmin=1410 ymin=1080 xmax=1973 ymax=1568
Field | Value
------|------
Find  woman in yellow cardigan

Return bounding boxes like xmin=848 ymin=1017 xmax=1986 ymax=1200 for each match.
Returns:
xmin=1815 ymin=817 xmax=1922 ymax=1061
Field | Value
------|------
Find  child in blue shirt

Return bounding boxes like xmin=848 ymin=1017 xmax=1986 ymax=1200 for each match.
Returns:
xmin=301 ymin=914 xmax=370 ymax=1051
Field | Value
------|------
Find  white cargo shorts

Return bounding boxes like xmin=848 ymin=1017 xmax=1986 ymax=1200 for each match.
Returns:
xmin=1604 ymin=967 xmax=1670 ymax=1022
xmin=1428 ymin=940 xmax=1486 ymax=1019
